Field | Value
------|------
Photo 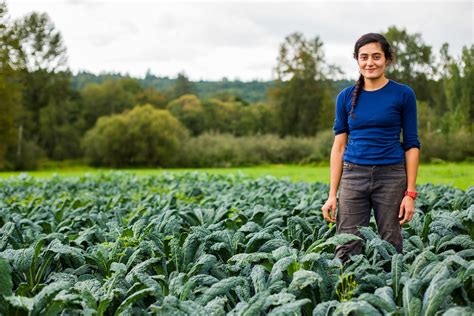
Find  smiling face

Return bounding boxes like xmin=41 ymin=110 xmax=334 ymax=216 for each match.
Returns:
xmin=357 ymin=42 xmax=389 ymax=80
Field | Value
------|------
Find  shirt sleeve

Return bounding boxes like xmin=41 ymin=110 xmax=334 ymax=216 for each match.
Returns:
xmin=401 ymin=87 xmax=421 ymax=151
xmin=333 ymin=90 xmax=349 ymax=135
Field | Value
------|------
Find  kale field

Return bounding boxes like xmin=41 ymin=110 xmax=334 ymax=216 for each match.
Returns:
xmin=0 ymin=172 xmax=473 ymax=315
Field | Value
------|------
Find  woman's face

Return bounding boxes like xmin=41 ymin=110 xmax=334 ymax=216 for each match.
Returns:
xmin=357 ymin=42 xmax=389 ymax=80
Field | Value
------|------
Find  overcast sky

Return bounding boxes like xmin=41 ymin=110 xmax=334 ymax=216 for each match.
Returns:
xmin=6 ymin=0 xmax=473 ymax=81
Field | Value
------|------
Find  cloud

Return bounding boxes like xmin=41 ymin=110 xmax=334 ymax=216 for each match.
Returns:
xmin=7 ymin=0 xmax=473 ymax=80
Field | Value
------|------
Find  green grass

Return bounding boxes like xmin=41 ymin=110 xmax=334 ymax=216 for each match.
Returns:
xmin=0 ymin=163 xmax=472 ymax=190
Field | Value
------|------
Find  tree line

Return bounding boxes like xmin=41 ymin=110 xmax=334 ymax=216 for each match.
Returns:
xmin=72 ymin=71 xmax=279 ymax=104
xmin=0 ymin=2 xmax=472 ymax=170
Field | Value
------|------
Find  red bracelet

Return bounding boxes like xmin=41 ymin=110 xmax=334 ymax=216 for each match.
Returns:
xmin=404 ymin=190 xmax=417 ymax=200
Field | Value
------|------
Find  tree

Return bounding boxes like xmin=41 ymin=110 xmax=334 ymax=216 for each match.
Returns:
xmin=252 ymin=103 xmax=279 ymax=134
xmin=13 ymin=11 xmax=81 ymax=160
xmin=136 ymin=86 xmax=168 ymax=109
xmin=38 ymin=92 xmax=82 ymax=159
xmin=440 ymin=44 xmax=473 ymax=134
xmin=211 ymin=91 xmax=249 ymax=106
xmin=82 ymin=104 xmax=189 ymax=167
xmin=0 ymin=2 xmax=24 ymax=169
xmin=201 ymin=98 xmax=241 ymax=135
xmin=167 ymin=94 xmax=206 ymax=136
xmin=171 ymin=72 xmax=196 ymax=99
xmin=459 ymin=46 xmax=473 ymax=133
xmin=383 ymin=26 xmax=433 ymax=101
xmin=80 ymin=78 xmax=142 ymax=131
xmin=271 ymin=32 xmax=339 ymax=136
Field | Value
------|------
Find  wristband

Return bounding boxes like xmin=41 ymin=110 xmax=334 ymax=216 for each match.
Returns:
xmin=404 ymin=190 xmax=417 ymax=200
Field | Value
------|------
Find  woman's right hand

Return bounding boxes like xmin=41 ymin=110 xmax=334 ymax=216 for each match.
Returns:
xmin=321 ymin=196 xmax=337 ymax=223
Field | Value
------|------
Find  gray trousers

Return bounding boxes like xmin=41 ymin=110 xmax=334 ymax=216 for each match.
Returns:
xmin=335 ymin=161 xmax=407 ymax=261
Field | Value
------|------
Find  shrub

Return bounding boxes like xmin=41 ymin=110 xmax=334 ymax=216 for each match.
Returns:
xmin=419 ymin=127 xmax=474 ymax=162
xmin=304 ymin=129 xmax=334 ymax=163
xmin=178 ymin=132 xmax=319 ymax=167
xmin=82 ymin=104 xmax=189 ymax=167
xmin=5 ymin=140 xmax=45 ymax=171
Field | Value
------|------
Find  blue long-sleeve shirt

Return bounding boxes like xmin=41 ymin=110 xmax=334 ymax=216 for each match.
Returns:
xmin=333 ymin=79 xmax=421 ymax=165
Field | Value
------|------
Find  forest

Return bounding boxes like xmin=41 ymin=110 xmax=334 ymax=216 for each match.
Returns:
xmin=0 ymin=2 xmax=472 ymax=170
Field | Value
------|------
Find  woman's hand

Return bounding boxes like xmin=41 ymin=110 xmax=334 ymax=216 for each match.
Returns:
xmin=321 ymin=196 xmax=337 ymax=223
xmin=399 ymin=196 xmax=415 ymax=225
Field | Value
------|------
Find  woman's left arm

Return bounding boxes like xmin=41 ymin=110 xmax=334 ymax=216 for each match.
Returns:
xmin=399 ymin=87 xmax=421 ymax=225
xmin=405 ymin=148 xmax=419 ymax=193
xmin=399 ymin=148 xmax=419 ymax=225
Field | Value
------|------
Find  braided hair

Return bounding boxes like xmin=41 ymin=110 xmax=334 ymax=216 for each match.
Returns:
xmin=350 ymin=33 xmax=393 ymax=119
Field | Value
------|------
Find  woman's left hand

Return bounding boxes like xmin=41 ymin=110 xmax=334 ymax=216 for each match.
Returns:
xmin=399 ymin=196 xmax=415 ymax=225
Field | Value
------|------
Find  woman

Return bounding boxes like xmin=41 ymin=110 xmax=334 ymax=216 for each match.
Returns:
xmin=321 ymin=33 xmax=420 ymax=262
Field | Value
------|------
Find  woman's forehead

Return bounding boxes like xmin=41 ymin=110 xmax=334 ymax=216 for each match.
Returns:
xmin=358 ymin=42 xmax=383 ymax=54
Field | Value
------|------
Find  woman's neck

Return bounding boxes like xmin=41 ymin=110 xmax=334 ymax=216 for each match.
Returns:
xmin=363 ymin=77 xmax=389 ymax=91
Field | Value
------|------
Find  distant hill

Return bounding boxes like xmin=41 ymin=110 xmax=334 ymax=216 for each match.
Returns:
xmin=71 ymin=71 xmax=355 ymax=103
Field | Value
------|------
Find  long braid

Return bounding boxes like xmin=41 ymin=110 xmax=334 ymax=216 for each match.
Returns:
xmin=350 ymin=74 xmax=364 ymax=119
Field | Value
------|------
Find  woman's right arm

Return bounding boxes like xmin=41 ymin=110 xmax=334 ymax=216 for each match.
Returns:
xmin=321 ymin=133 xmax=348 ymax=222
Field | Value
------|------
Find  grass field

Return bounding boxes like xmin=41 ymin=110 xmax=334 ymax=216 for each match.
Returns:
xmin=1 ymin=162 xmax=472 ymax=190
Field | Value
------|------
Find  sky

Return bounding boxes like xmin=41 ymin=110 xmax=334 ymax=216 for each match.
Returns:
xmin=6 ymin=0 xmax=474 ymax=81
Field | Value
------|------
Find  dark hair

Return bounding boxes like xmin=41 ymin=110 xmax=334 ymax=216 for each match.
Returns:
xmin=350 ymin=33 xmax=393 ymax=119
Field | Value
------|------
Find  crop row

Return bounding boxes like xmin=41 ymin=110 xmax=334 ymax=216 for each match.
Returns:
xmin=0 ymin=173 xmax=473 ymax=315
